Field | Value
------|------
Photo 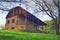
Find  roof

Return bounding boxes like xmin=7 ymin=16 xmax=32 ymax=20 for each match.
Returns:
xmin=27 ymin=12 xmax=46 ymax=25
xmin=6 ymin=6 xmax=46 ymax=26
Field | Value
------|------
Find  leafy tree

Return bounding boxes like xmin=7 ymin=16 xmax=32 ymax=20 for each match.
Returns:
xmin=32 ymin=0 xmax=60 ymax=35
xmin=45 ymin=20 xmax=55 ymax=34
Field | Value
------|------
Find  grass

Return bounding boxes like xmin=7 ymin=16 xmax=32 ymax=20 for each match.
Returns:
xmin=0 ymin=30 xmax=60 ymax=40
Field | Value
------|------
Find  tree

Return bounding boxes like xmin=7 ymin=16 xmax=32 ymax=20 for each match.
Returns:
xmin=31 ymin=0 xmax=60 ymax=35
xmin=45 ymin=20 xmax=55 ymax=34
xmin=53 ymin=0 xmax=60 ymax=35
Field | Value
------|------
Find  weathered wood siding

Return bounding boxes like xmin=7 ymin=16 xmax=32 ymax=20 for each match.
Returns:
xmin=26 ymin=19 xmax=39 ymax=32
xmin=17 ymin=15 xmax=26 ymax=30
xmin=5 ymin=15 xmax=18 ymax=29
xmin=6 ymin=7 xmax=26 ymax=18
xmin=5 ymin=14 xmax=39 ymax=31
xmin=5 ymin=7 xmax=27 ymax=30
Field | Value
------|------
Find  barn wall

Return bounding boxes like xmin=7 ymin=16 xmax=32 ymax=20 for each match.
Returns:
xmin=26 ymin=20 xmax=39 ymax=32
xmin=5 ymin=7 xmax=27 ymax=30
xmin=5 ymin=15 xmax=26 ymax=30
xmin=6 ymin=7 xmax=27 ymax=18
xmin=17 ymin=15 xmax=26 ymax=30
xmin=5 ymin=15 xmax=18 ymax=30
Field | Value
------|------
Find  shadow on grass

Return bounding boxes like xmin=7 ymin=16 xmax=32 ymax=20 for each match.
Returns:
xmin=0 ymin=35 xmax=42 ymax=40
xmin=0 ymin=35 xmax=19 ymax=40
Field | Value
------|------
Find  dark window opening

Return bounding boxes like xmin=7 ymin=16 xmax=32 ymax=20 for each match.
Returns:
xmin=7 ymin=20 xmax=10 ymax=24
xmin=12 ymin=27 xmax=14 ymax=29
xmin=12 ymin=19 xmax=15 ymax=23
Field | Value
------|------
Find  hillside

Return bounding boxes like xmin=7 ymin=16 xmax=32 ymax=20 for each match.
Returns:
xmin=0 ymin=30 xmax=60 ymax=40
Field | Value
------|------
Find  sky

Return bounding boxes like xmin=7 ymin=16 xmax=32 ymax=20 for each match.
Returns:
xmin=0 ymin=1 xmax=52 ymax=26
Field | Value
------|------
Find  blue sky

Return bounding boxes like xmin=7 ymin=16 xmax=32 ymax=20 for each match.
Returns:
xmin=0 ymin=1 xmax=52 ymax=25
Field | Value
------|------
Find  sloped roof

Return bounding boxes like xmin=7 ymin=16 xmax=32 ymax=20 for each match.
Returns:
xmin=6 ymin=6 xmax=46 ymax=26
xmin=27 ymin=12 xmax=46 ymax=25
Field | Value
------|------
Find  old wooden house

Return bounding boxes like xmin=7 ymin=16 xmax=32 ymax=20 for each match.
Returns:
xmin=5 ymin=6 xmax=46 ymax=32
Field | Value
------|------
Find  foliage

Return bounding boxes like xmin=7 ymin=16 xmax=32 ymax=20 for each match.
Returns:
xmin=0 ymin=30 xmax=60 ymax=40
xmin=44 ymin=20 xmax=56 ymax=34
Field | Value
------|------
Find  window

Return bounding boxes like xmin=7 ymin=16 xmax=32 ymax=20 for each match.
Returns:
xmin=12 ymin=27 xmax=14 ymax=29
xmin=7 ymin=20 xmax=10 ymax=24
xmin=12 ymin=19 xmax=15 ymax=23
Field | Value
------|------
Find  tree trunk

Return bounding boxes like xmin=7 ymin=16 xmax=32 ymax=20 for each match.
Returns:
xmin=54 ymin=19 xmax=60 ymax=35
xmin=55 ymin=0 xmax=60 ymax=35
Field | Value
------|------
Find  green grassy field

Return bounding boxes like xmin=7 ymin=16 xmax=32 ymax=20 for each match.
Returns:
xmin=0 ymin=30 xmax=60 ymax=40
